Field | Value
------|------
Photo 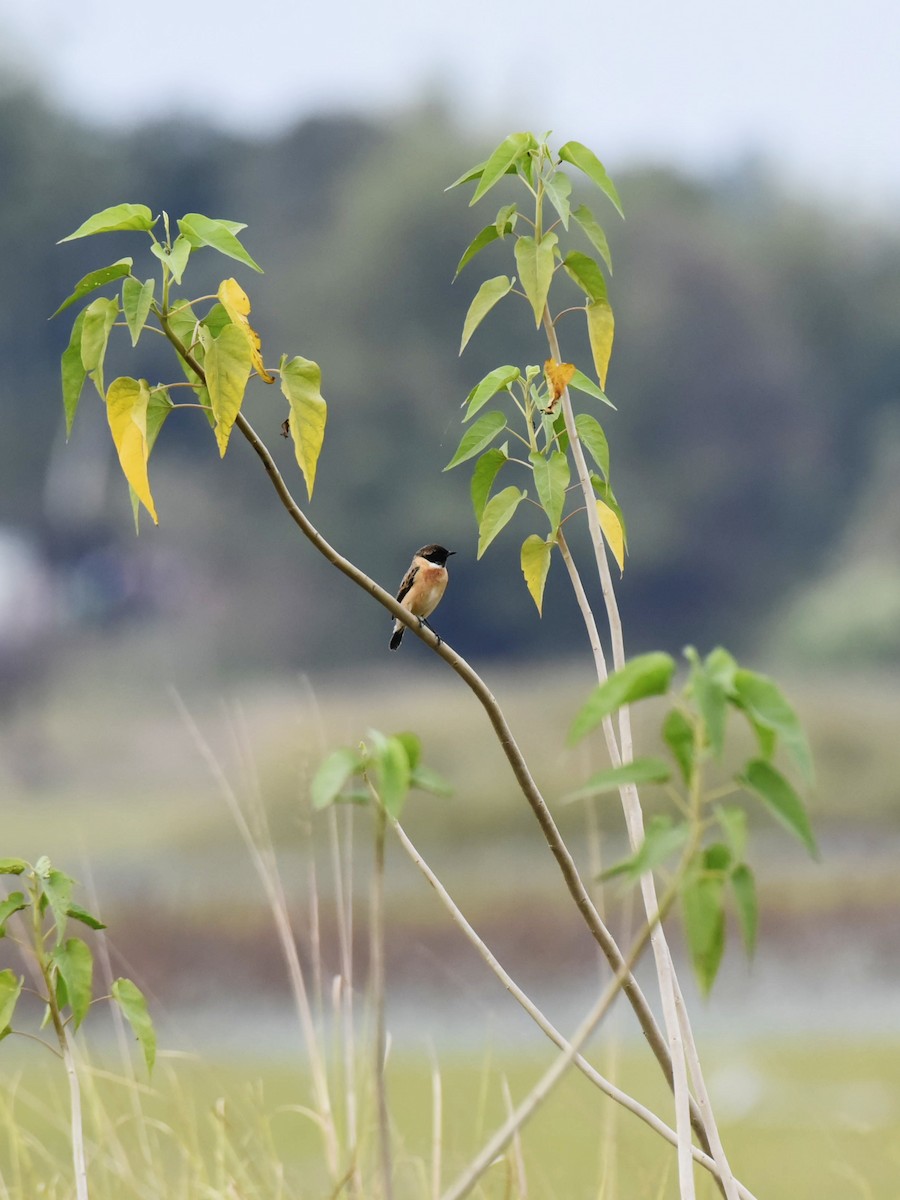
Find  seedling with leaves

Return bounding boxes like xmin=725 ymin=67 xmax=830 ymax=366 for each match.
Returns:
xmin=445 ymin=132 xmax=625 ymax=611
xmin=0 ymin=856 xmax=155 ymax=1200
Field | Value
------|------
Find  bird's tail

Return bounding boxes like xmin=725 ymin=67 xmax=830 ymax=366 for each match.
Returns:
xmin=389 ymin=623 xmax=404 ymax=651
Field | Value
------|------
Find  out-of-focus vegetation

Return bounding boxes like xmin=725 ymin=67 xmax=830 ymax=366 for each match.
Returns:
xmin=2 ymin=84 xmax=900 ymax=699
xmin=3 ymin=1039 xmax=899 ymax=1199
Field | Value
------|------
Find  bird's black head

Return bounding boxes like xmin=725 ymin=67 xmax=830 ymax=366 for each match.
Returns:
xmin=416 ymin=544 xmax=455 ymax=566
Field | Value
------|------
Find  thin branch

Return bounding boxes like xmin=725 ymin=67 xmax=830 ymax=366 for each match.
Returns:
xmin=392 ymin=819 xmax=758 ymax=1200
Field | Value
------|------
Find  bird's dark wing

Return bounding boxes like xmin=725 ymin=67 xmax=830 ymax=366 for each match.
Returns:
xmin=395 ymin=562 xmax=419 ymax=605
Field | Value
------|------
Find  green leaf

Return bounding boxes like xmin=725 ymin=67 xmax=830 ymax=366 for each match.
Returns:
xmin=477 ymin=486 xmax=526 ymax=559
xmin=470 ymin=448 xmax=508 ymax=523
xmin=468 ymin=444 xmax=511 ymax=518
xmin=150 ymin=234 xmax=192 ymax=285
xmin=574 ymin=413 xmax=609 ymax=479
xmin=61 ymin=309 xmax=87 ymax=436
xmin=568 ymin=368 xmax=615 ymax=409
xmin=0 ymin=858 xmax=28 ymax=875
xmin=571 ymin=204 xmax=613 ymax=275
xmin=454 ymin=208 xmax=516 ymax=279
xmin=662 ymin=708 xmax=695 ymax=784
xmin=470 ymin=132 xmax=537 ymax=205
xmin=529 ymin=449 xmax=569 ymax=532
xmin=80 ymin=296 xmax=119 ymax=399
xmin=454 ymin=224 xmax=501 ymax=278
xmin=558 ymin=142 xmax=624 ymax=218
xmin=601 ymin=814 xmax=690 ymax=882
xmin=112 ymin=978 xmax=156 ymax=1073
xmin=682 ymin=870 xmax=726 ymax=996
xmin=586 ymin=298 xmax=615 ymax=389
xmin=0 ymin=892 xmax=28 ymax=931
xmin=730 ymin=863 xmax=758 ymax=956
xmin=460 ymin=275 xmax=514 ymax=353
xmin=66 ymin=903 xmax=107 ymax=931
xmin=280 ymin=355 xmax=328 ymax=500
xmin=569 ymin=652 xmax=676 ymax=745
xmin=0 ymin=969 xmax=23 ymax=1032
xmin=41 ymin=868 xmax=75 ymax=939
xmin=495 ymin=204 xmax=518 ymax=235
xmin=520 ymin=534 xmax=553 ymax=615
xmin=514 ymin=232 xmax=558 ymax=327
xmin=716 ymin=804 xmax=748 ymax=861
xmin=543 ymin=170 xmax=572 ymax=229
xmin=565 ymin=757 xmax=672 ymax=803
xmin=464 ymin=365 xmax=520 ymax=420
xmin=732 ymin=669 xmax=813 ymax=783
xmin=370 ymin=732 xmax=411 ymax=819
xmin=121 ymin=277 xmax=155 ymax=346
xmin=312 ymin=747 xmax=364 ymax=810
xmin=410 ymin=763 xmax=453 ymax=797
xmin=740 ymin=759 xmax=818 ymax=858
xmin=562 ymin=251 xmax=607 ymax=303
xmin=445 ymin=410 xmax=507 ymax=471
xmin=177 ymin=213 xmax=262 ymax=273
xmin=59 ymin=203 xmax=156 ymax=242
xmin=393 ymin=732 xmax=422 ymax=772
xmin=705 ymin=646 xmax=738 ymax=692
xmin=685 ymin=647 xmax=728 ymax=759
xmin=51 ymin=258 xmax=133 ymax=318
xmin=201 ymin=324 xmax=252 ymax=457
xmin=51 ymin=938 xmax=93 ymax=1029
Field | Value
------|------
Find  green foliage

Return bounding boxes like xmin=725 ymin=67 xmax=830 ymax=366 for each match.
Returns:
xmin=565 ymin=642 xmax=814 ymax=993
xmin=447 ymin=132 xmax=625 ymax=612
xmin=53 ymin=204 xmax=328 ymax=523
xmin=0 ymin=859 xmax=154 ymax=1070
xmin=311 ymin=731 xmax=451 ymax=820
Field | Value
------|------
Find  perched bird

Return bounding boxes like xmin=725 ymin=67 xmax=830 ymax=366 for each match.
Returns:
xmin=389 ymin=544 xmax=455 ymax=650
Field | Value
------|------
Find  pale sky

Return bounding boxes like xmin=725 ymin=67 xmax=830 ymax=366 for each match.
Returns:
xmin=2 ymin=0 xmax=899 ymax=210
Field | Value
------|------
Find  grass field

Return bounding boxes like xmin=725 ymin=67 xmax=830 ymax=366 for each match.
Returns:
xmin=2 ymin=659 xmax=899 ymax=1197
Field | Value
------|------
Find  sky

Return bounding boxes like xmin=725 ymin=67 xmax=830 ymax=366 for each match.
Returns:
xmin=2 ymin=0 xmax=899 ymax=211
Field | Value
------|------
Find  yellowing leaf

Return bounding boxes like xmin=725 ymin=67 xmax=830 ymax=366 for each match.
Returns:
xmin=596 ymin=498 xmax=625 ymax=573
xmin=586 ymin=298 xmax=615 ymax=388
xmin=217 ymin=278 xmax=275 ymax=383
xmin=544 ymin=359 xmax=575 ymax=405
xmin=106 ymin=377 xmax=158 ymax=524
xmin=521 ymin=534 xmax=553 ymax=615
xmin=202 ymin=324 xmax=253 ymax=457
xmin=280 ymin=354 xmax=327 ymax=500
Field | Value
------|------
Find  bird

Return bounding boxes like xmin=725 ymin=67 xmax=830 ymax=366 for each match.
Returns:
xmin=389 ymin=544 xmax=455 ymax=650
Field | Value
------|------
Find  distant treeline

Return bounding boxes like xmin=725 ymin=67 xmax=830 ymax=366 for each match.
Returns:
xmin=2 ymin=88 xmax=899 ymax=677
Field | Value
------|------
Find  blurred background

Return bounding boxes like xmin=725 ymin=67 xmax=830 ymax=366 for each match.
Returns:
xmin=1 ymin=0 xmax=899 ymax=1192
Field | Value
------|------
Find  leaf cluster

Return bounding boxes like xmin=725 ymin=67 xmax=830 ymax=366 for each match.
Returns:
xmin=55 ymin=204 xmax=328 ymax=528
xmin=311 ymin=730 xmax=452 ymax=821
xmin=565 ymin=647 xmax=816 ymax=994
xmin=443 ymin=134 xmax=632 ymax=616
xmin=0 ymin=857 xmax=155 ymax=1071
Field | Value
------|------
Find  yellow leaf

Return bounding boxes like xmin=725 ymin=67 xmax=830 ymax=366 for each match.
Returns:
xmin=586 ymin=299 xmax=615 ymax=388
xmin=521 ymin=534 xmax=553 ymax=615
xmin=203 ymin=324 xmax=253 ymax=457
xmin=106 ymin=377 xmax=158 ymax=524
xmin=280 ymin=354 xmax=327 ymax=500
xmin=544 ymin=359 xmax=575 ymax=405
xmin=596 ymin=499 xmax=625 ymax=573
xmin=217 ymin=277 xmax=275 ymax=384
